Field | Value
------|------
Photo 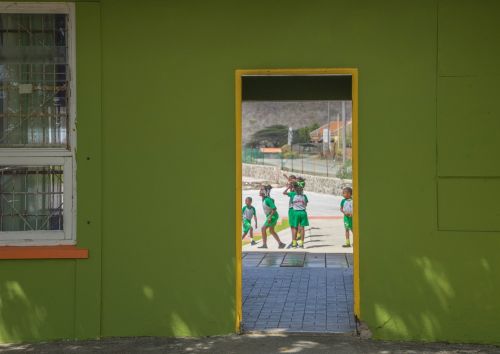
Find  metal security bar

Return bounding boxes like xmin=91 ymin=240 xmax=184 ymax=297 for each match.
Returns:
xmin=0 ymin=13 xmax=69 ymax=147
xmin=0 ymin=4 xmax=75 ymax=245
xmin=0 ymin=165 xmax=63 ymax=232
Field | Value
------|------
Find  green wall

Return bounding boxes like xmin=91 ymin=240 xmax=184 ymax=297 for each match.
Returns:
xmin=1 ymin=0 xmax=500 ymax=345
xmin=0 ymin=1 xmax=102 ymax=342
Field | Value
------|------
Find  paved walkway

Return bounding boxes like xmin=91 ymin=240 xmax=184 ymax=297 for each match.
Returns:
xmin=242 ymin=252 xmax=354 ymax=333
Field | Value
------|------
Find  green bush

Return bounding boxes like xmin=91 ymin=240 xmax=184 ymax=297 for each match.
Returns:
xmin=282 ymin=151 xmax=299 ymax=159
xmin=336 ymin=161 xmax=353 ymax=179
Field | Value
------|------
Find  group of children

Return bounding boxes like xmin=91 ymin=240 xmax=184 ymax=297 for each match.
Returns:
xmin=242 ymin=175 xmax=354 ymax=249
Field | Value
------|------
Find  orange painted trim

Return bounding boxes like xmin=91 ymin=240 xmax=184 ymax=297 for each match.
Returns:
xmin=0 ymin=245 xmax=88 ymax=260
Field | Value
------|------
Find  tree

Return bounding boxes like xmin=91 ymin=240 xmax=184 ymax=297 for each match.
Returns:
xmin=247 ymin=125 xmax=288 ymax=147
xmin=293 ymin=123 xmax=320 ymax=144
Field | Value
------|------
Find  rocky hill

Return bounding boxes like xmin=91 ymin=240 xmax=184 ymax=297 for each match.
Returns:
xmin=242 ymin=101 xmax=352 ymax=145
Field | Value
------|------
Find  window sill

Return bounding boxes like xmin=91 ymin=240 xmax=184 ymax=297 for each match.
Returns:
xmin=0 ymin=245 xmax=88 ymax=260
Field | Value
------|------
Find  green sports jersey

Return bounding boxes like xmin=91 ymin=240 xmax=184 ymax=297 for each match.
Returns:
xmin=341 ymin=198 xmax=353 ymax=215
xmin=292 ymin=194 xmax=308 ymax=211
xmin=262 ymin=197 xmax=276 ymax=215
xmin=287 ymin=191 xmax=296 ymax=209
xmin=242 ymin=205 xmax=256 ymax=221
xmin=341 ymin=198 xmax=353 ymax=230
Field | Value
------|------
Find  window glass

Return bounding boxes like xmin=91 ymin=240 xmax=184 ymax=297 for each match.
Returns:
xmin=0 ymin=14 xmax=68 ymax=147
xmin=0 ymin=165 xmax=64 ymax=231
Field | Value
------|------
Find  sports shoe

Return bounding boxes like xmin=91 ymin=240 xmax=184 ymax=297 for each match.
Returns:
xmin=342 ymin=243 xmax=351 ymax=248
xmin=287 ymin=243 xmax=297 ymax=249
xmin=278 ymin=243 xmax=286 ymax=249
xmin=299 ymin=243 xmax=304 ymax=248
xmin=258 ymin=244 xmax=268 ymax=249
xmin=251 ymin=240 xmax=257 ymax=246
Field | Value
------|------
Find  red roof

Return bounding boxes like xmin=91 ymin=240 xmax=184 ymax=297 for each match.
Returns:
xmin=310 ymin=121 xmax=352 ymax=142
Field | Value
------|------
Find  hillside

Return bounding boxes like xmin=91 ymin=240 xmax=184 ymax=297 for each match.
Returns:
xmin=242 ymin=101 xmax=352 ymax=145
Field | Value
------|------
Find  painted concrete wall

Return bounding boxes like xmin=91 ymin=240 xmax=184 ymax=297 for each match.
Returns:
xmin=0 ymin=2 xmax=102 ymax=342
xmin=1 ymin=0 xmax=500 ymax=345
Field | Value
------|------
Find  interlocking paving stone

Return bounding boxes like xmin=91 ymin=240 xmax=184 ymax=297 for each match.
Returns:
xmin=326 ymin=253 xmax=349 ymax=268
xmin=258 ymin=253 xmax=285 ymax=267
xmin=346 ymin=253 xmax=354 ymax=268
xmin=304 ymin=253 xmax=326 ymax=268
xmin=280 ymin=252 xmax=306 ymax=267
xmin=242 ymin=265 xmax=355 ymax=333
xmin=243 ymin=253 xmax=266 ymax=267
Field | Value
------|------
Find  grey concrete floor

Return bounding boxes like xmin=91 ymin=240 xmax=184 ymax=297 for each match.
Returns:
xmin=1 ymin=334 xmax=499 ymax=353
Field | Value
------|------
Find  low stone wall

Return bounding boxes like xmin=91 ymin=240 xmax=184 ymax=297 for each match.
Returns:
xmin=242 ymin=163 xmax=352 ymax=196
xmin=242 ymin=163 xmax=281 ymax=184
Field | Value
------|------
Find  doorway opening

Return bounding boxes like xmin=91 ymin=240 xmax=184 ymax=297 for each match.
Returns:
xmin=235 ymin=69 xmax=359 ymax=333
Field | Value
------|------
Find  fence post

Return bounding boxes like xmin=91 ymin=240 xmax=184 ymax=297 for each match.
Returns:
xmin=301 ymin=145 xmax=304 ymax=174
xmin=326 ymin=148 xmax=329 ymax=177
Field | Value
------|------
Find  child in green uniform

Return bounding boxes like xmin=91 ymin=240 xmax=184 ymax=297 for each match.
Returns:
xmin=340 ymin=187 xmax=353 ymax=248
xmin=242 ymin=197 xmax=258 ymax=245
xmin=259 ymin=185 xmax=286 ymax=249
xmin=283 ymin=174 xmax=297 ymax=238
xmin=289 ymin=181 xmax=309 ymax=248
xmin=283 ymin=175 xmax=305 ymax=244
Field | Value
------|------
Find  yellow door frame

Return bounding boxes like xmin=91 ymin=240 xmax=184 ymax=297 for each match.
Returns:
xmin=235 ymin=68 xmax=359 ymax=332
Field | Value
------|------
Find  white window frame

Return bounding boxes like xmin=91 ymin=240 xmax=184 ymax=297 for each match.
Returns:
xmin=0 ymin=3 xmax=77 ymax=246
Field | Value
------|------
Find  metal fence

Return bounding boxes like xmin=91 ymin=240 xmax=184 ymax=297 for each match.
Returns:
xmin=243 ymin=143 xmax=352 ymax=178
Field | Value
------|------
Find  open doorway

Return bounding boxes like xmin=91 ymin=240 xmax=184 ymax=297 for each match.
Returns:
xmin=235 ymin=69 xmax=359 ymax=333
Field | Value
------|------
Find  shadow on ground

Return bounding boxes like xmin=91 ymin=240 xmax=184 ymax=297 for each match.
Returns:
xmin=0 ymin=333 xmax=499 ymax=354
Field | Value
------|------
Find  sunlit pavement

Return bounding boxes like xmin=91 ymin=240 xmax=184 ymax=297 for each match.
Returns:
xmin=242 ymin=253 xmax=354 ymax=333
xmin=241 ymin=188 xmax=353 ymax=254
xmin=242 ymin=188 xmax=343 ymax=224
xmin=243 ymin=217 xmax=353 ymax=254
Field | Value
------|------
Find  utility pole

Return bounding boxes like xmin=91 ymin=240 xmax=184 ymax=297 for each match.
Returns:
xmin=289 ymin=126 xmax=294 ymax=173
xmin=336 ymin=111 xmax=340 ymax=159
xmin=342 ymin=100 xmax=346 ymax=165
xmin=325 ymin=101 xmax=331 ymax=156
xmin=325 ymin=102 xmax=331 ymax=176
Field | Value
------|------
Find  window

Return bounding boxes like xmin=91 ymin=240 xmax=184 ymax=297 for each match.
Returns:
xmin=0 ymin=3 xmax=76 ymax=245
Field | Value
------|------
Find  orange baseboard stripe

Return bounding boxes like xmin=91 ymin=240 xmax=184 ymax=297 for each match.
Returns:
xmin=0 ymin=245 xmax=89 ymax=260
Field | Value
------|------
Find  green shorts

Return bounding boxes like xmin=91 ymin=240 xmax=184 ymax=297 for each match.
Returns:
xmin=344 ymin=216 xmax=353 ymax=230
xmin=290 ymin=210 xmax=309 ymax=228
xmin=242 ymin=219 xmax=252 ymax=234
xmin=264 ymin=213 xmax=279 ymax=227
xmin=288 ymin=208 xmax=294 ymax=221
